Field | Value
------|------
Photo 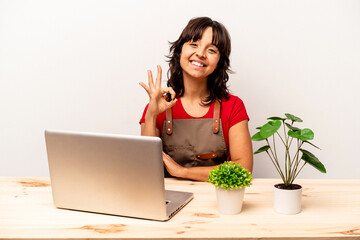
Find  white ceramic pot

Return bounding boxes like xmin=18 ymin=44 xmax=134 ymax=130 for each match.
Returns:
xmin=215 ymin=186 xmax=245 ymax=214
xmin=273 ymin=184 xmax=302 ymax=214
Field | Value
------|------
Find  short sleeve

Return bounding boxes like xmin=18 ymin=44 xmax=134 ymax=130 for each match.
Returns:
xmin=229 ymin=97 xmax=249 ymax=128
xmin=139 ymin=104 xmax=149 ymax=124
xmin=139 ymin=104 xmax=164 ymax=133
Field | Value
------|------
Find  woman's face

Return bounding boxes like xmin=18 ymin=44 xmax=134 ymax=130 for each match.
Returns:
xmin=180 ymin=27 xmax=220 ymax=81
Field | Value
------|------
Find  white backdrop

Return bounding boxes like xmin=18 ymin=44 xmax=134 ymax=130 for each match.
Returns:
xmin=1 ymin=0 xmax=359 ymax=178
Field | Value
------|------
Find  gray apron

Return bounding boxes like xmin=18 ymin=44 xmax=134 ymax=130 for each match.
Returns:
xmin=161 ymin=100 xmax=228 ymax=177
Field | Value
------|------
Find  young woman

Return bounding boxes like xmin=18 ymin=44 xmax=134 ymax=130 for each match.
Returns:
xmin=140 ymin=17 xmax=253 ymax=181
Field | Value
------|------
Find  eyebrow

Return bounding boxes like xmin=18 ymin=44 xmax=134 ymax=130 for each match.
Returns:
xmin=189 ymin=39 xmax=218 ymax=49
xmin=209 ymin=43 xmax=219 ymax=49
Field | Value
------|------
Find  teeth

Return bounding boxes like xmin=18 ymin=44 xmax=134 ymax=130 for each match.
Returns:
xmin=191 ymin=61 xmax=204 ymax=67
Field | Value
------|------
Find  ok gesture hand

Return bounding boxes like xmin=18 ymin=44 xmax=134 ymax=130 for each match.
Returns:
xmin=139 ymin=65 xmax=177 ymax=116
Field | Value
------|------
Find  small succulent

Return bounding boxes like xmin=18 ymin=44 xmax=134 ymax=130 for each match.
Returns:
xmin=208 ymin=161 xmax=252 ymax=191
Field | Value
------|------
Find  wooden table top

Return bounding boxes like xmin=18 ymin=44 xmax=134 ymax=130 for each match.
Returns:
xmin=0 ymin=177 xmax=359 ymax=239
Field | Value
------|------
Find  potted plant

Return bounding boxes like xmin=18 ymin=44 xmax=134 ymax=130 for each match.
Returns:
xmin=208 ymin=161 xmax=252 ymax=214
xmin=252 ymin=113 xmax=326 ymax=214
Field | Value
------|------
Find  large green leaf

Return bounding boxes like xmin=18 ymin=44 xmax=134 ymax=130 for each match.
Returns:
xmin=251 ymin=132 xmax=266 ymax=141
xmin=254 ymin=145 xmax=270 ymax=154
xmin=260 ymin=120 xmax=281 ymax=139
xmin=285 ymin=113 xmax=303 ymax=122
xmin=300 ymin=149 xmax=326 ymax=173
xmin=288 ymin=129 xmax=300 ymax=139
xmin=267 ymin=116 xmax=286 ymax=121
xmin=298 ymin=128 xmax=314 ymax=141
xmin=288 ymin=128 xmax=314 ymax=141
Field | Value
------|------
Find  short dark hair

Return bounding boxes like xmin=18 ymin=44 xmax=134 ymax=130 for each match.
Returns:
xmin=167 ymin=17 xmax=232 ymax=105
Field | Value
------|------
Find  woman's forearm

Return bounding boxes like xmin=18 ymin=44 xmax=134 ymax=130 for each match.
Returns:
xmin=181 ymin=165 xmax=217 ymax=182
xmin=141 ymin=112 xmax=158 ymax=137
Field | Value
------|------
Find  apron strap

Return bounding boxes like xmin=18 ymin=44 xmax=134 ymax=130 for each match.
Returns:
xmin=213 ymin=100 xmax=221 ymax=134
xmin=165 ymin=108 xmax=173 ymax=135
xmin=165 ymin=99 xmax=221 ymax=135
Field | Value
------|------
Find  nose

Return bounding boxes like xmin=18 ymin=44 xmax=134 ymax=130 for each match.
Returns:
xmin=195 ymin=47 xmax=206 ymax=59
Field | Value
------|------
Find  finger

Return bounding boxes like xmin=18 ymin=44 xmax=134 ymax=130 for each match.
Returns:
xmin=163 ymin=160 xmax=171 ymax=173
xmin=161 ymin=87 xmax=173 ymax=95
xmin=167 ymin=98 xmax=178 ymax=109
xmin=161 ymin=87 xmax=176 ymax=100
xmin=168 ymin=87 xmax=176 ymax=101
xmin=162 ymin=153 xmax=170 ymax=166
xmin=139 ymin=82 xmax=150 ymax=95
xmin=163 ymin=152 xmax=172 ymax=162
xmin=155 ymin=65 xmax=162 ymax=88
xmin=148 ymin=70 xmax=155 ymax=89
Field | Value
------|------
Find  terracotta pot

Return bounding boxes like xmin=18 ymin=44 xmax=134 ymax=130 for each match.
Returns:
xmin=273 ymin=183 xmax=302 ymax=214
xmin=215 ymin=186 xmax=245 ymax=215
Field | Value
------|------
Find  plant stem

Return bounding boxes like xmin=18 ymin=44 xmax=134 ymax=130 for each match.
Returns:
xmin=289 ymin=138 xmax=298 ymax=168
xmin=266 ymin=138 xmax=276 ymax=160
xmin=291 ymin=162 xmax=307 ymax=184
xmin=284 ymin=121 xmax=292 ymax=185
xmin=288 ymin=137 xmax=294 ymax=150
xmin=273 ymin=134 xmax=278 ymax=165
xmin=289 ymin=139 xmax=299 ymax=178
xmin=265 ymin=151 xmax=285 ymax=183
xmin=265 ymin=138 xmax=285 ymax=181
xmin=290 ymin=140 xmax=304 ymax=181
xmin=284 ymin=120 xmax=289 ymax=143
xmin=276 ymin=132 xmax=286 ymax=146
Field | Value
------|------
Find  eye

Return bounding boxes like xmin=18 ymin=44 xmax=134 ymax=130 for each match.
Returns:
xmin=189 ymin=43 xmax=197 ymax=47
xmin=209 ymin=48 xmax=217 ymax=54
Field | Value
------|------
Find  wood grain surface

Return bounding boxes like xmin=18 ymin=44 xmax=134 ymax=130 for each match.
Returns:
xmin=0 ymin=177 xmax=359 ymax=239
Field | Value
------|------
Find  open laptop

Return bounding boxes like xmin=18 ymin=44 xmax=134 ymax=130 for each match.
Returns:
xmin=44 ymin=129 xmax=193 ymax=221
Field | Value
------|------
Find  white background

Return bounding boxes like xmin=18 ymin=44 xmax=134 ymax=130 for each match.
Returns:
xmin=1 ymin=0 xmax=359 ymax=178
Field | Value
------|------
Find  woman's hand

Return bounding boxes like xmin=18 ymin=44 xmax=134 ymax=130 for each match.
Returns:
xmin=162 ymin=152 xmax=186 ymax=178
xmin=139 ymin=65 xmax=177 ymax=116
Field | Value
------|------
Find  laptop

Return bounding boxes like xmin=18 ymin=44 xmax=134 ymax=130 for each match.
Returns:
xmin=44 ymin=129 xmax=193 ymax=221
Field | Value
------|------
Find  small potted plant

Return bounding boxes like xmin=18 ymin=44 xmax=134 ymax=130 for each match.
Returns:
xmin=208 ymin=161 xmax=252 ymax=214
xmin=252 ymin=113 xmax=326 ymax=214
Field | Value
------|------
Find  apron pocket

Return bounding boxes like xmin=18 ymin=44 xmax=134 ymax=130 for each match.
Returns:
xmin=196 ymin=150 xmax=228 ymax=166
xmin=164 ymin=144 xmax=196 ymax=167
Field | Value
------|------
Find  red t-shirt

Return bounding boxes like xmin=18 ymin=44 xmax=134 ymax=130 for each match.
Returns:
xmin=140 ymin=94 xmax=249 ymax=149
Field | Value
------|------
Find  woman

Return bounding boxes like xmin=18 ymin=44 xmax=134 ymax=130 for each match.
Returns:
xmin=140 ymin=17 xmax=253 ymax=181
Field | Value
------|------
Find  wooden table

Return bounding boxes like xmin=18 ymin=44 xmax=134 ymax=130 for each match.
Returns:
xmin=0 ymin=177 xmax=359 ymax=239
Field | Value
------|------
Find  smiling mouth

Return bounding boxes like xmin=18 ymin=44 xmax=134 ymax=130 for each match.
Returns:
xmin=190 ymin=61 xmax=206 ymax=67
